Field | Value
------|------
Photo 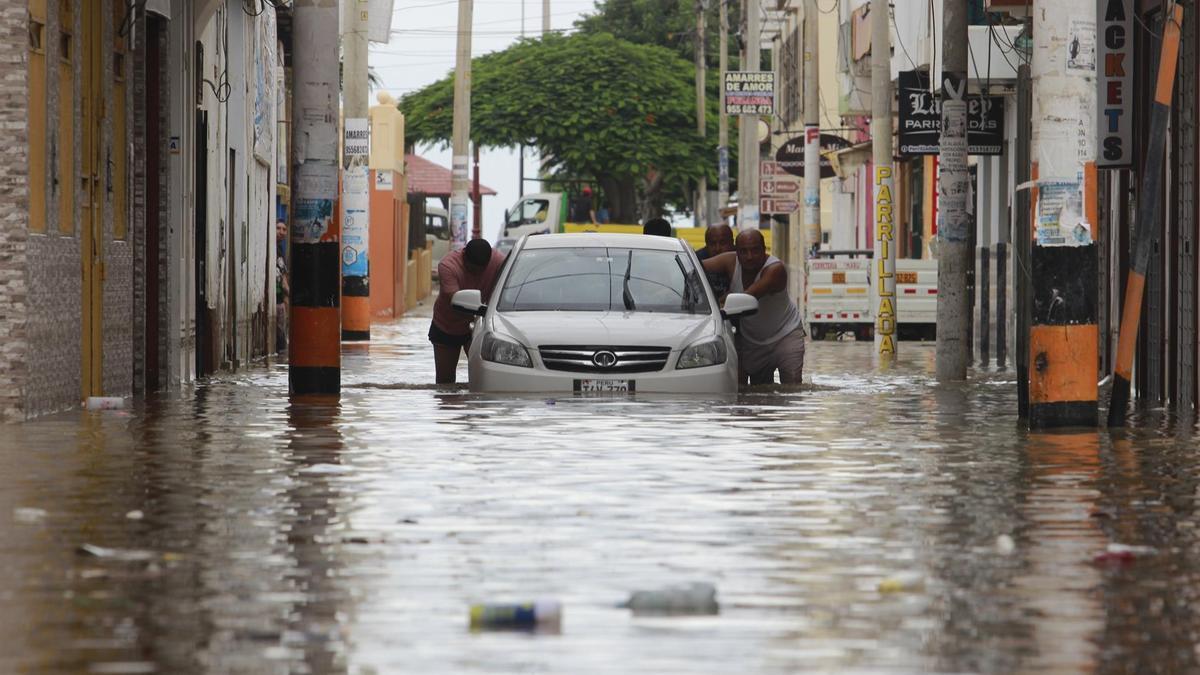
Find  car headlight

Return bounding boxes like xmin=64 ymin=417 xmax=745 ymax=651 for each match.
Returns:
xmin=677 ymin=338 xmax=727 ymax=369
xmin=481 ymin=332 xmax=532 ymax=368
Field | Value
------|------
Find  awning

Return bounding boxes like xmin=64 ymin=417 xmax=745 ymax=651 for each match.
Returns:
xmin=824 ymin=141 xmax=872 ymax=180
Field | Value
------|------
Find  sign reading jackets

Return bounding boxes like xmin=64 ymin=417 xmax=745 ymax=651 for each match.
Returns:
xmin=1097 ymin=0 xmax=1133 ymax=167
xmin=897 ymin=70 xmax=1005 ymax=156
xmin=724 ymin=71 xmax=775 ymax=115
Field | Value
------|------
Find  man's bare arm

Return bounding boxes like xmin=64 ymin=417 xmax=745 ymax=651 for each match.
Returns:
xmin=701 ymin=251 xmax=736 ymax=276
xmin=743 ymin=261 xmax=786 ymax=298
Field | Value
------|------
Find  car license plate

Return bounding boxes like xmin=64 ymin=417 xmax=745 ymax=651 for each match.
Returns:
xmin=575 ymin=379 xmax=634 ymax=394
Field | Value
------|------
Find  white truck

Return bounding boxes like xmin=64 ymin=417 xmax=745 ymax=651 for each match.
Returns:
xmin=806 ymin=250 xmax=937 ymax=341
xmin=502 ymin=192 xmax=574 ymax=239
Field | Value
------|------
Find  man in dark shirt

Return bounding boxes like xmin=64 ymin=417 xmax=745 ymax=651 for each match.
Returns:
xmin=569 ymin=187 xmax=597 ymax=223
xmin=695 ymin=224 xmax=734 ymax=299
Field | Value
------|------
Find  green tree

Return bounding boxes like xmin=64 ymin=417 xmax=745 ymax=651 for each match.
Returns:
xmin=398 ymin=32 xmax=718 ymax=221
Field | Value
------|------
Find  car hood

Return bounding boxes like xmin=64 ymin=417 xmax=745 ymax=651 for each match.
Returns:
xmin=489 ymin=311 xmax=719 ymax=350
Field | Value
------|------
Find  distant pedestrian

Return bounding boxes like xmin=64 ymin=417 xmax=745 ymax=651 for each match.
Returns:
xmin=570 ymin=186 xmax=597 ymax=224
xmin=701 ymin=230 xmax=805 ymax=386
xmin=430 ymin=239 xmax=505 ymax=384
xmin=695 ymin=224 xmax=734 ymax=299
xmin=275 ymin=220 xmax=289 ymax=352
xmin=643 ymin=217 xmax=672 ymax=237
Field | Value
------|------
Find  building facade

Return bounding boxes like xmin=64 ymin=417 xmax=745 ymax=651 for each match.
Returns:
xmin=4 ymin=0 xmax=292 ymax=420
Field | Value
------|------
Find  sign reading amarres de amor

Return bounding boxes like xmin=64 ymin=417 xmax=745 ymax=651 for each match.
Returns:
xmin=724 ymin=71 xmax=775 ymax=115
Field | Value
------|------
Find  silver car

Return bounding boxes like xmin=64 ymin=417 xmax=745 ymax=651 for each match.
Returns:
xmin=451 ymin=232 xmax=757 ymax=394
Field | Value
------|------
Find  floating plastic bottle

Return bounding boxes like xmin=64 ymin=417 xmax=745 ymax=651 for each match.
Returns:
xmin=86 ymin=396 xmax=125 ymax=410
xmin=621 ymin=582 xmax=719 ymax=616
xmin=469 ymin=599 xmax=561 ymax=630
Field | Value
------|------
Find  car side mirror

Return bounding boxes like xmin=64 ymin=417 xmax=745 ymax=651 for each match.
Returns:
xmin=451 ymin=289 xmax=487 ymax=316
xmin=721 ymin=292 xmax=758 ymax=320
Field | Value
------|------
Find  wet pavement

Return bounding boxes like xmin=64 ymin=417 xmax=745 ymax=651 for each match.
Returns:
xmin=3 ymin=308 xmax=1200 ymax=674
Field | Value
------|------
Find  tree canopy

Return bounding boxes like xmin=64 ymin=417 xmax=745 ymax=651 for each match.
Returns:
xmin=398 ymin=32 xmax=719 ymax=220
xmin=573 ymin=0 xmax=738 ymax=70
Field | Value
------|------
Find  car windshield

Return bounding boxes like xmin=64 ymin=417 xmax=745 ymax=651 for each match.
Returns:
xmin=496 ymin=246 xmax=712 ymax=314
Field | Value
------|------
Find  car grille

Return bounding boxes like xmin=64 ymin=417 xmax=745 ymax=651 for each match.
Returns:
xmin=538 ymin=345 xmax=672 ymax=373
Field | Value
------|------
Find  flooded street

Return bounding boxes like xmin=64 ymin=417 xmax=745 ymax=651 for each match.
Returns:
xmin=3 ymin=310 xmax=1200 ymax=674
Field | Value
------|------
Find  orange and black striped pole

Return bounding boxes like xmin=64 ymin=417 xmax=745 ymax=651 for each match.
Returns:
xmin=289 ymin=0 xmax=342 ymax=395
xmin=1108 ymin=2 xmax=1183 ymax=427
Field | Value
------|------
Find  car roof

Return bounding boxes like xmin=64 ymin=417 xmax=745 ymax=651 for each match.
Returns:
xmin=520 ymin=232 xmax=686 ymax=252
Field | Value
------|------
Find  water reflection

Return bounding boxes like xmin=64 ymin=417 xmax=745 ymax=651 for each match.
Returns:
xmin=282 ymin=396 xmax=349 ymax=674
xmin=0 ymin=317 xmax=1198 ymax=673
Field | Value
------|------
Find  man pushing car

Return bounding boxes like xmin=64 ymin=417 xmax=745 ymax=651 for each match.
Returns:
xmin=430 ymin=239 xmax=506 ymax=384
xmin=701 ymin=230 xmax=806 ymax=386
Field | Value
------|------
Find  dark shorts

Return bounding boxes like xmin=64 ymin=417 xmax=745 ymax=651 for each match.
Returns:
xmin=428 ymin=322 xmax=472 ymax=348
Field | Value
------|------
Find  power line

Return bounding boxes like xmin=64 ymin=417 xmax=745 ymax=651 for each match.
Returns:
xmin=890 ymin=6 xmax=919 ymax=72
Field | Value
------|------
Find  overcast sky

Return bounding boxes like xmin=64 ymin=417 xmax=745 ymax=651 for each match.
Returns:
xmin=369 ymin=0 xmax=597 ymax=241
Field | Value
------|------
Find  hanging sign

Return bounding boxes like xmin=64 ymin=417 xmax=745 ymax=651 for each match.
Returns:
xmin=775 ymin=133 xmax=851 ymax=179
xmin=898 ymin=70 xmax=1005 ymax=156
xmin=724 ymin=71 xmax=775 ymax=115
xmin=1097 ymin=0 xmax=1133 ymax=168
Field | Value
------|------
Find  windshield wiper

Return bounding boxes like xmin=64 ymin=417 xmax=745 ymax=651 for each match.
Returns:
xmin=674 ymin=254 xmax=697 ymax=313
xmin=622 ymin=250 xmax=636 ymax=311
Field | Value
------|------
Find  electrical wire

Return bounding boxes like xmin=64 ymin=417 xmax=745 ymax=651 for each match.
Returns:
xmin=118 ymin=0 xmax=148 ymax=38
xmin=890 ymin=5 xmax=919 ymax=72
xmin=927 ymin=0 xmax=936 ymax=95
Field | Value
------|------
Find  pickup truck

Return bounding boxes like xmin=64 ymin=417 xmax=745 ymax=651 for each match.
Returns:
xmin=502 ymin=192 xmax=574 ymax=239
xmin=806 ymin=250 xmax=937 ymax=341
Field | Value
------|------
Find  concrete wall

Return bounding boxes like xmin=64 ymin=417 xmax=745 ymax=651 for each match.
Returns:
xmin=0 ymin=0 xmax=29 ymax=420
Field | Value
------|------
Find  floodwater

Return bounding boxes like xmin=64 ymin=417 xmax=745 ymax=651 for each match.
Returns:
xmin=2 ymin=310 xmax=1200 ymax=674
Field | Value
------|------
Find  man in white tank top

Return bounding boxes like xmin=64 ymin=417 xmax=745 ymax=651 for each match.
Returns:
xmin=701 ymin=230 xmax=806 ymax=386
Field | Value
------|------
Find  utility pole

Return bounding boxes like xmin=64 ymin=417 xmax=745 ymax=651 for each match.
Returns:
xmin=870 ymin=0 xmax=895 ymax=357
xmin=718 ymin=0 xmax=729 ymax=209
xmin=290 ymin=0 xmax=342 ymax=395
xmin=802 ymin=0 xmax=820 ymax=253
xmin=935 ymin=0 xmax=969 ymax=381
xmin=450 ymin=0 xmax=474 ymax=248
xmin=472 ymin=143 xmax=482 ymax=238
xmin=1014 ymin=63 xmax=1031 ymax=415
xmin=695 ymin=0 xmax=708 ymax=228
xmin=737 ymin=0 xmax=761 ymax=229
xmin=543 ymin=0 xmax=549 ymax=33
xmin=341 ymin=0 xmax=371 ymax=341
xmin=1025 ymin=0 xmax=1101 ymax=427
xmin=518 ymin=0 xmax=525 ymax=201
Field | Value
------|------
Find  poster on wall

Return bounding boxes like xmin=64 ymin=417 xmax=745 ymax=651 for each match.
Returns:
xmin=342 ymin=166 xmax=370 ymax=277
xmin=293 ymin=164 xmax=337 ymax=244
xmin=1036 ymin=179 xmax=1093 ymax=247
xmin=275 ymin=45 xmax=288 ymax=185
xmin=253 ymin=7 xmax=277 ymax=164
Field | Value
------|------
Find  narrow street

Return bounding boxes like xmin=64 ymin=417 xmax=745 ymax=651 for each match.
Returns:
xmin=3 ymin=308 xmax=1198 ymax=674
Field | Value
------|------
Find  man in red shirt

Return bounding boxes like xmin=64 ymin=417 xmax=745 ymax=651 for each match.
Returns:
xmin=430 ymin=239 xmax=506 ymax=384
